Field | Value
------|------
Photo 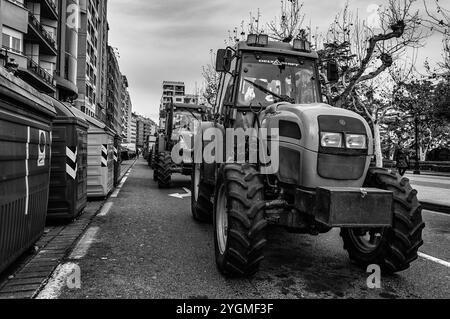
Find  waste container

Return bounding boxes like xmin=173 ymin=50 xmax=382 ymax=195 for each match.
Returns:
xmin=47 ymin=99 xmax=89 ymax=221
xmin=0 ymin=68 xmax=56 ymax=274
xmin=113 ymin=134 xmax=121 ymax=187
xmin=71 ymin=108 xmax=114 ymax=198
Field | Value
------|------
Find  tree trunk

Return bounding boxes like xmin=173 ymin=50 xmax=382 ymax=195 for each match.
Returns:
xmin=373 ymin=123 xmax=383 ymax=168
xmin=419 ymin=146 xmax=428 ymax=162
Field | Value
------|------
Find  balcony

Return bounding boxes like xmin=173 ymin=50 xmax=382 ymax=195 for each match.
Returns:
xmin=40 ymin=0 xmax=59 ymax=20
xmin=26 ymin=12 xmax=57 ymax=55
xmin=16 ymin=57 xmax=56 ymax=93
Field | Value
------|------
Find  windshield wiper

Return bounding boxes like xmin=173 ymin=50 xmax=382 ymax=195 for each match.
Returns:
xmin=244 ymin=79 xmax=294 ymax=104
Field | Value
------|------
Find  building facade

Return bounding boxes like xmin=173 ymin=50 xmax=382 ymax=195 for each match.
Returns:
xmin=0 ymin=0 xmax=59 ymax=94
xmin=160 ymin=81 xmax=184 ymax=129
xmin=136 ymin=115 xmax=156 ymax=149
xmin=55 ymin=0 xmax=79 ymax=102
xmin=121 ymin=75 xmax=132 ymax=142
xmin=74 ymin=0 xmax=108 ymax=120
xmin=106 ymin=45 xmax=121 ymax=134
xmin=130 ymin=113 xmax=137 ymax=145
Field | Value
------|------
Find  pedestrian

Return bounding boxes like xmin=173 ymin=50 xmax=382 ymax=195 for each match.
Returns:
xmin=394 ymin=145 xmax=410 ymax=176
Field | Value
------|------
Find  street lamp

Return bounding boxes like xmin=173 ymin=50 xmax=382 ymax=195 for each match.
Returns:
xmin=407 ymin=114 xmax=427 ymax=175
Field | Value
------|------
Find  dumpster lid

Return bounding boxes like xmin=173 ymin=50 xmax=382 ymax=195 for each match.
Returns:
xmin=71 ymin=107 xmax=115 ymax=136
xmin=71 ymin=107 xmax=106 ymax=130
xmin=49 ymin=98 xmax=89 ymax=129
xmin=0 ymin=67 xmax=56 ymax=118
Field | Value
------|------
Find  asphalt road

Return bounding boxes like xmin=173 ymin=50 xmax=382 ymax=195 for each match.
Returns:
xmin=53 ymin=159 xmax=449 ymax=299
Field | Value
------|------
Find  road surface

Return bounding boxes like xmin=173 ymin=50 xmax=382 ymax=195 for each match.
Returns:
xmin=41 ymin=159 xmax=449 ymax=299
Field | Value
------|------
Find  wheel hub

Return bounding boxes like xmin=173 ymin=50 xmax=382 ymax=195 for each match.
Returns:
xmin=348 ymin=228 xmax=384 ymax=253
xmin=194 ymin=165 xmax=200 ymax=201
xmin=216 ymin=184 xmax=228 ymax=255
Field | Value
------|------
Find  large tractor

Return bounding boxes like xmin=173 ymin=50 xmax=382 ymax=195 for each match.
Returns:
xmin=191 ymin=35 xmax=425 ymax=277
xmin=154 ymin=102 xmax=207 ymax=188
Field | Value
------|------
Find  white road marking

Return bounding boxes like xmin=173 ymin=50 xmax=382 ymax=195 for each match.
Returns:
xmin=111 ymin=176 xmax=128 ymax=198
xmin=169 ymin=188 xmax=191 ymax=199
xmin=35 ymin=263 xmax=78 ymax=299
xmin=425 ymin=210 xmax=450 ymax=218
xmin=25 ymin=126 xmax=30 ymax=215
xmin=418 ymin=252 xmax=450 ymax=268
xmin=68 ymin=227 xmax=99 ymax=260
xmin=97 ymin=202 xmax=113 ymax=217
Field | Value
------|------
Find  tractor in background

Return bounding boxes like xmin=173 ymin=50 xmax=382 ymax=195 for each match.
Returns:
xmin=154 ymin=103 xmax=207 ymax=188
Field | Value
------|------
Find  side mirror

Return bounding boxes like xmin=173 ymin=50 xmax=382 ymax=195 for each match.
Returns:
xmin=216 ymin=49 xmax=232 ymax=73
xmin=326 ymin=60 xmax=339 ymax=83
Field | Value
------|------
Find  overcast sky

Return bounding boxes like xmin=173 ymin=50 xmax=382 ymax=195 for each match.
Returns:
xmin=107 ymin=0 xmax=447 ymax=123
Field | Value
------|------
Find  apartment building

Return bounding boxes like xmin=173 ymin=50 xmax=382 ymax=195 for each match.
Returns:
xmin=130 ymin=113 xmax=137 ymax=145
xmin=136 ymin=115 xmax=156 ymax=149
xmin=0 ymin=0 xmax=58 ymax=94
xmin=160 ymin=81 xmax=184 ymax=129
xmin=55 ymin=0 xmax=79 ymax=101
xmin=122 ymin=75 xmax=132 ymax=142
xmin=74 ymin=0 xmax=108 ymax=120
xmin=106 ymin=45 xmax=121 ymax=134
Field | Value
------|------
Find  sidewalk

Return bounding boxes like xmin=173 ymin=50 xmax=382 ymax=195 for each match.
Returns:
xmin=0 ymin=160 xmax=137 ymax=299
xmin=406 ymin=173 xmax=450 ymax=214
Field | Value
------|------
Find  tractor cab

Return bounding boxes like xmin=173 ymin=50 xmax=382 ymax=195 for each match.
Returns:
xmin=214 ymin=36 xmax=338 ymax=115
xmin=164 ymin=103 xmax=206 ymax=146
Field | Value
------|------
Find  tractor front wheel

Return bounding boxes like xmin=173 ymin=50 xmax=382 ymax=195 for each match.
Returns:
xmin=157 ymin=152 xmax=172 ymax=188
xmin=341 ymin=168 xmax=425 ymax=273
xmin=214 ymin=164 xmax=267 ymax=277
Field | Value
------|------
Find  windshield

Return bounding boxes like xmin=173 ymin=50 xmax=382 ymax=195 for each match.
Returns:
xmin=172 ymin=111 xmax=201 ymax=134
xmin=237 ymin=53 xmax=320 ymax=107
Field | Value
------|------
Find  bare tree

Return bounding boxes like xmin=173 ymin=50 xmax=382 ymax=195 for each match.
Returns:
xmin=422 ymin=0 xmax=450 ymax=73
xmin=321 ymin=0 xmax=426 ymax=108
xmin=267 ymin=0 xmax=306 ymax=42
xmin=201 ymin=50 xmax=221 ymax=108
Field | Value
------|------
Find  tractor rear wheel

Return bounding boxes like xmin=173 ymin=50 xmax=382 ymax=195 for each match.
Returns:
xmin=148 ymin=150 xmax=153 ymax=167
xmin=191 ymin=163 xmax=213 ymax=223
xmin=152 ymin=151 xmax=159 ymax=182
xmin=341 ymin=168 xmax=425 ymax=273
xmin=214 ymin=164 xmax=267 ymax=277
xmin=157 ymin=152 xmax=172 ymax=188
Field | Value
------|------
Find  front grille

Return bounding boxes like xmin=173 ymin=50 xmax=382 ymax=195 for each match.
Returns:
xmin=317 ymin=153 xmax=366 ymax=180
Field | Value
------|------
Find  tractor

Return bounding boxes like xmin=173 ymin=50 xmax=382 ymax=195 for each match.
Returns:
xmin=147 ymin=133 xmax=158 ymax=168
xmin=154 ymin=102 xmax=207 ymax=188
xmin=190 ymin=35 xmax=425 ymax=277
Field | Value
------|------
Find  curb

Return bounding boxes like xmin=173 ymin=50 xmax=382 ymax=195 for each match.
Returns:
xmin=421 ymin=201 xmax=450 ymax=215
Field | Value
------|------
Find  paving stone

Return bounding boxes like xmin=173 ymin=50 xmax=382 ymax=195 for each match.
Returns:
xmin=5 ymin=277 xmax=44 ymax=286
xmin=1 ymin=283 xmax=42 ymax=293
xmin=0 ymin=291 xmax=34 ymax=299
xmin=12 ymin=272 xmax=49 ymax=280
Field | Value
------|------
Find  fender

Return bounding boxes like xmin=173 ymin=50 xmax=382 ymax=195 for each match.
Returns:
xmin=197 ymin=121 xmax=225 ymax=185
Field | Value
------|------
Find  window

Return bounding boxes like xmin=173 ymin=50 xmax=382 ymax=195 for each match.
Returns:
xmin=237 ymin=53 xmax=320 ymax=107
xmin=2 ymin=34 xmax=9 ymax=48
xmin=2 ymin=27 xmax=23 ymax=53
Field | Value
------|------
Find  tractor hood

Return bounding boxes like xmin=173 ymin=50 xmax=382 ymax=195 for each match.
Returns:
xmin=262 ymin=102 xmax=374 ymax=155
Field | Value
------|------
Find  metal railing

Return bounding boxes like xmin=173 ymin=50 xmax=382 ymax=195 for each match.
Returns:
xmin=28 ymin=12 xmax=57 ymax=51
xmin=26 ymin=58 xmax=55 ymax=87
xmin=1 ymin=45 xmax=23 ymax=56
xmin=43 ymin=0 xmax=58 ymax=17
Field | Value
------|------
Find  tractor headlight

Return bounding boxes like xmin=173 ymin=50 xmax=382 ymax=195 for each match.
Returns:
xmin=345 ymin=134 xmax=367 ymax=149
xmin=320 ymin=132 xmax=343 ymax=148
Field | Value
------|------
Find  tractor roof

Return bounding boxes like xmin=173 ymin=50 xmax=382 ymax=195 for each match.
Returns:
xmin=170 ymin=103 xmax=207 ymax=113
xmin=235 ymin=41 xmax=319 ymax=59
